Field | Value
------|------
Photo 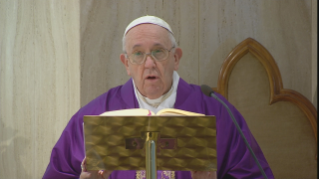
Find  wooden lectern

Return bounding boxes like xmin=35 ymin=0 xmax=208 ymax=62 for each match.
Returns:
xmin=83 ymin=116 xmax=217 ymax=179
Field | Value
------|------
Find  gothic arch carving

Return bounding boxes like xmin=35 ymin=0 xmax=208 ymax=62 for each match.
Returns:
xmin=214 ymin=38 xmax=317 ymax=143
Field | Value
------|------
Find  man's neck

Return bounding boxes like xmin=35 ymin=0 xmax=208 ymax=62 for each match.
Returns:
xmin=132 ymin=71 xmax=180 ymax=110
xmin=138 ymin=80 xmax=173 ymax=100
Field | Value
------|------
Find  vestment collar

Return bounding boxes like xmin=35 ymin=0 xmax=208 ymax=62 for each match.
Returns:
xmin=132 ymin=71 xmax=180 ymax=113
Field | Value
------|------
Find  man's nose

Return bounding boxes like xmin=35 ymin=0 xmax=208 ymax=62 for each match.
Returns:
xmin=144 ymin=54 xmax=156 ymax=68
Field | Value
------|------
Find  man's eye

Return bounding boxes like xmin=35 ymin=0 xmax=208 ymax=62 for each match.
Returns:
xmin=153 ymin=49 xmax=164 ymax=54
xmin=133 ymin=51 xmax=143 ymax=56
xmin=152 ymin=49 xmax=165 ymax=59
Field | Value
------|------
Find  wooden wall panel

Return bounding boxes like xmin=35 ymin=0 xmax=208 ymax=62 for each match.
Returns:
xmin=80 ymin=0 xmax=199 ymax=106
xmin=226 ymin=53 xmax=316 ymax=178
xmin=0 ymin=0 xmax=80 ymax=178
xmin=199 ymin=0 xmax=312 ymax=103
xmin=312 ymin=0 xmax=317 ymax=108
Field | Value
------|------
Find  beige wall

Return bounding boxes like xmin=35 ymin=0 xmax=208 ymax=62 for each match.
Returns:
xmin=0 ymin=0 xmax=80 ymax=178
xmin=80 ymin=0 xmax=316 ymax=108
xmin=0 ymin=0 xmax=316 ymax=178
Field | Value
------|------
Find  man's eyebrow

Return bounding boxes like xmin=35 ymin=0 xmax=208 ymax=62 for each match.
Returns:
xmin=153 ymin=43 xmax=164 ymax=47
xmin=132 ymin=44 xmax=142 ymax=49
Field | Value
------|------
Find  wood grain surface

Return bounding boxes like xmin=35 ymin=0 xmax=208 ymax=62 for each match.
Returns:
xmin=0 ymin=0 xmax=80 ymax=178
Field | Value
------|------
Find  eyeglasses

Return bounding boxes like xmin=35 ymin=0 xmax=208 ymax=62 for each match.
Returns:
xmin=125 ymin=46 xmax=175 ymax=65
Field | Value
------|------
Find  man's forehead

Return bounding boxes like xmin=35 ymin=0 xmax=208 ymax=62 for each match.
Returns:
xmin=131 ymin=43 xmax=165 ymax=49
xmin=125 ymin=24 xmax=171 ymax=49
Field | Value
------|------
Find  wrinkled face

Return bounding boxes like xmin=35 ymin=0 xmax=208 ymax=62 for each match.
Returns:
xmin=120 ymin=24 xmax=182 ymax=99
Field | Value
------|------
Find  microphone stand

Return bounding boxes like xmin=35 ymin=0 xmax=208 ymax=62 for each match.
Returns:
xmin=201 ymin=85 xmax=268 ymax=179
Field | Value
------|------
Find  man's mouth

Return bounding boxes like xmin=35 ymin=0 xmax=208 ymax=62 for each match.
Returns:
xmin=146 ymin=76 xmax=158 ymax=80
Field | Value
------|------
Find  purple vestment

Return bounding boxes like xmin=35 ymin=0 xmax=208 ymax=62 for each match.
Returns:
xmin=43 ymin=78 xmax=274 ymax=179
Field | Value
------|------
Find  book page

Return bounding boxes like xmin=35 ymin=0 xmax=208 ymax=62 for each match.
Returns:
xmin=156 ymin=108 xmax=205 ymax=116
xmin=99 ymin=108 xmax=154 ymax=116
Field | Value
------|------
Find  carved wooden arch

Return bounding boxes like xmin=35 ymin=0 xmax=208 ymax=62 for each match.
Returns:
xmin=214 ymin=38 xmax=317 ymax=143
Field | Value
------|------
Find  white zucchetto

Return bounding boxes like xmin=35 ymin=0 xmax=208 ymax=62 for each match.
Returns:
xmin=124 ymin=15 xmax=173 ymax=36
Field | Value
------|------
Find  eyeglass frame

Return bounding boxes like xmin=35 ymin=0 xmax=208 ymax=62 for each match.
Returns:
xmin=124 ymin=46 xmax=176 ymax=65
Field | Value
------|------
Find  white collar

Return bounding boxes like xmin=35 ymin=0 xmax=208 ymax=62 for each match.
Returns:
xmin=132 ymin=71 xmax=180 ymax=113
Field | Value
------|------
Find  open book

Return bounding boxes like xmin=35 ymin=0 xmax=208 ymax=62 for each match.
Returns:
xmin=99 ymin=108 xmax=205 ymax=116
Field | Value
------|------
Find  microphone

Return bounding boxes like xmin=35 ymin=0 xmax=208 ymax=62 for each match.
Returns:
xmin=200 ymin=85 xmax=215 ymax=96
xmin=200 ymin=85 xmax=268 ymax=179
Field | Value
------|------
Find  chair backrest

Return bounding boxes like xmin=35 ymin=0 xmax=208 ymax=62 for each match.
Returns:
xmin=213 ymin=38 xmax=317 ymax=178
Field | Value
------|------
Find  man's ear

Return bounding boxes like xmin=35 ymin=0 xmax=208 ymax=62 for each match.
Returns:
xmin=173 ymin=47 xmax=183 ymax=71
xmin=120 ymin=54 xmax=131 ymax=76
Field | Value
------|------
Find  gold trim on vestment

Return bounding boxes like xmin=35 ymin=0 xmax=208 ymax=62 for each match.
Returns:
xmin=136 ymin=171 xmax=175 ymax=179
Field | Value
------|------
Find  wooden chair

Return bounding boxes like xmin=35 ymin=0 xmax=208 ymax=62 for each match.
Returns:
xmin=213 ymin=38 xmax=317 ymax=178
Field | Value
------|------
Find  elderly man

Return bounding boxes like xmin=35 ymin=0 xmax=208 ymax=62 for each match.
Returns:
xmin=43 ymin=16 xmax=274 ymax=179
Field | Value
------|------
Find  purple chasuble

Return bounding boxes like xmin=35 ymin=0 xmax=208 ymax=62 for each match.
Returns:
xmin=43 ymin=78 xmax=274 ymax=179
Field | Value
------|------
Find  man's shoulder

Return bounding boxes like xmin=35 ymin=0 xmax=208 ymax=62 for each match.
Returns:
xmin=91 ymin=84 xmax=124 ymax=103
xmin=78 ymin=79 xmax=134 ymax=116
xmin=177 ymin=78 xmax=218 ymax=101
xmin=179 ymin=79 xmax=229 ymax=103
xmin=177 ymin=78 xmax=233 ymax=114
xmin=177 ymin=78 xmax=202 ymax=93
